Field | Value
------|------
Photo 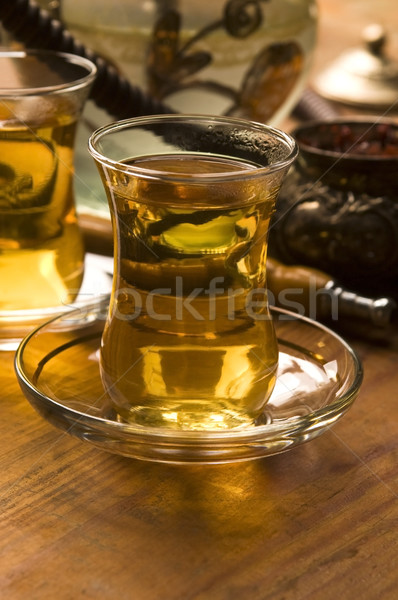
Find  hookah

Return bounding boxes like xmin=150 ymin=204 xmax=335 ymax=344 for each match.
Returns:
xmin=1 ymin=0 xmax=396 ymax=330
xmin=0 ymin=0 xmax=335 ymax=122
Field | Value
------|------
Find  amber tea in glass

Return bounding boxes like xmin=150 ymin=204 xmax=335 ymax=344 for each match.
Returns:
xmin=89 ymin=115 xmax=297 ymax=430
xmin=0 ymin=50 xmax=96 ymax=314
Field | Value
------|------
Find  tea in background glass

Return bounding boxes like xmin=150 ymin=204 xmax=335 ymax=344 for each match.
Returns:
xmin=89 ymin=115 xmax=297 ymax=430
xmin=0 ymin=50 xmax=96 ymax=314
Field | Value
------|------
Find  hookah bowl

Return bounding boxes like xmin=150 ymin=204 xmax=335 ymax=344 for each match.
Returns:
xmin=270 ymin=118 xmax=398 ymax=298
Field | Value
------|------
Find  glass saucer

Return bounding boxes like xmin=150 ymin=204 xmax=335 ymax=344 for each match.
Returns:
xmin=14 ymin=299 xmax=363 ymax=464
xmin=0 ymin=253 xmax=112 ymax=351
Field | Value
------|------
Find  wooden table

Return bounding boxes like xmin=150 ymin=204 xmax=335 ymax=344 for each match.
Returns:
xmin=1 ymin=316 xmax=398 ymax=599
xmin=2 ymin=1 xmax=398 ymax=598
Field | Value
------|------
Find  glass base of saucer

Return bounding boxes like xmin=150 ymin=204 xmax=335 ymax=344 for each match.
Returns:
xmin=15 ymin=299 xmax=363 ymax=464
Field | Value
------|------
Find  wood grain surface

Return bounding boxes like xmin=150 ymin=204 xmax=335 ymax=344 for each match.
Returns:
xmin=1 ymin=325 xmax=398 ymax=599
xmin=1 ymin=1 xmax=398 ymax=599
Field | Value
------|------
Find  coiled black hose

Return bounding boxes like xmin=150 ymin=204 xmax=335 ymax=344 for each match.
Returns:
xmin=0 ymin=0 xmax=173 ymax=119
xmin=293 ymin=88 xmax=338 ymax=122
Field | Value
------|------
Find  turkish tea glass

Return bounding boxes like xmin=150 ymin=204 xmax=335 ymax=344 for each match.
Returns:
xmin=0 ymin=49 xmax=96 ymax=348
xmin=89 ymin=115 xmax=297 ymax=431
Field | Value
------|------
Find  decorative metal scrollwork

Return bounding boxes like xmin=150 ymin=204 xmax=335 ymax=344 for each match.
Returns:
xmin=146 ymin=0 xmax=303 ymax=122
xmin=223 ymin=0 xmax=264 ymax=38
xmin=270 ymin=169 xmax=398 ymax=295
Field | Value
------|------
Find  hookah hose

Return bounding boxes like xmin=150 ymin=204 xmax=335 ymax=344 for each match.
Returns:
xmin=2 ymin=1 xmax=395 ymax=329
xmin=0 ymin=0 xmax=172 ymax=119
xmin=8 ymin=1 xmax=386 ymax=329
xmin=0 ymin=0 xmax=337 ymax=122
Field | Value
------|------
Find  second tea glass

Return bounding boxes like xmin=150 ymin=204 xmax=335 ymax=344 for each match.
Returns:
xmin=89 ymin=115 xmax=297 ymax=431
xmin=0 ymin=49 xmax=97 ymax=348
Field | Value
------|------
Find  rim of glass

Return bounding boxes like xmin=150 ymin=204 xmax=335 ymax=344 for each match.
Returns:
xmin=88 ymin=114 xmax=299 ymax=182
xmin=0 ymin=48 xmax=97 ymax=95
